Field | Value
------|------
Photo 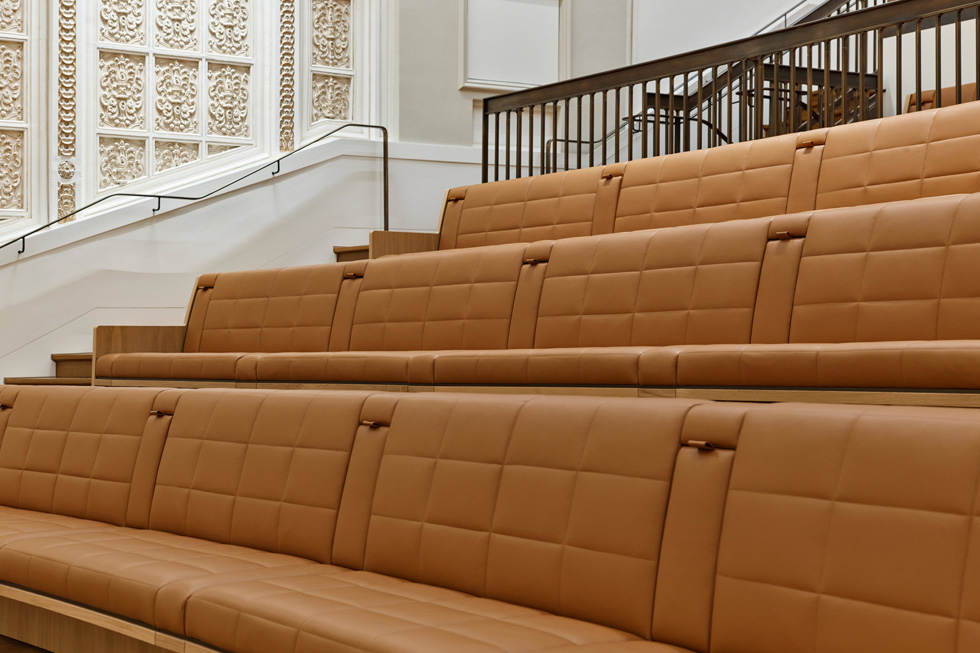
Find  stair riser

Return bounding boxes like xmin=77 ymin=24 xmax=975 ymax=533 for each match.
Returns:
xmin=55 ymin=360 xmax=92 ymax=378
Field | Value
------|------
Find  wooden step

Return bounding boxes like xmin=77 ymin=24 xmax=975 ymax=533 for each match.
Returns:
xmin=2 ymin=377 xmax=90 ymax=386
xmin=333 ymin=244 xmax=369 ymax=262
xmin=52 ymin=352 xmax=92 ymax=378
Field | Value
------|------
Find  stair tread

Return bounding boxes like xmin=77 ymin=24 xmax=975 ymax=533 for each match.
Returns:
xmin=3 ymin=377 xmax=90 ymax=386
xmin=51 ymin=353 xmax=92 ymax=362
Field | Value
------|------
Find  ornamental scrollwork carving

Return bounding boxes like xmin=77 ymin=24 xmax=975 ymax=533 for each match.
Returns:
xmin=312 ymin=74 xmax=351 ymax=123
xmin=98 ymin=137 xmax=145 ymax=189
xmin=58 ymin=0 xmax=76 ymax=157
xmin=155 ymin=58 xmax=198 ymax=132
xmin=207 ymin=64 xmax=249 ymax=137
xmin=0 ymin=130 xmax=23 ymax=210
xmin=58 ymin=183 xmax=76 ymax=221
xmin=279 ymin=0 xmax=295 ymax=151
xmin=208 ymin=0 xmax=248 ymax=56
xmin=0 ymin=41 xmax=22 ymax=120
xmin=99 ymin=53 xmax=145 ymax=129
xmin=312 ymin=0 xmax=351 ymax=69
xmin=0 ymin=0 xmax=23 ymax=33
xmin=155 ymin=141 xmax=198 ymax=172
xmin=100 ymin=0 xmax=145 ymax=44
xmin=156 ymin=0 xmax=197 ymax=50
xmin=207 ymin=143 xmax=239 ymax=156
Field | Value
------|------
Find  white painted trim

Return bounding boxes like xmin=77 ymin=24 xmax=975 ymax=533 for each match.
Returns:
xmin=0 ymin=139 xmax=479 ymax=268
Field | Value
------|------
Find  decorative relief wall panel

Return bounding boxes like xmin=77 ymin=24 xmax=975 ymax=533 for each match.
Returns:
xmin=155 ymin=58 xmax=198 ymax=132
xmin=155 ymin=140 xmax=198 ymax=171
xmin=207 ymin=63 xmax=249 ymax=137
xmin=312 ymin=0 xmax=350 ymax=68
xmin=309 ymin=0 xmax=353 ymax=126
xmin=100 ymin=0 xmax=145 ymax=44
xmin=99 ymin=137 xmax=146 ymax=189
xmin=208 ymin=0 xmax=248 ymax=56
xmin=279 ymin=0 xmax=294 ymax=151
xmin=312 ymin=73 xmax=350 ymax=122
xmin=0 ymin=0 xmax=23 ymax=33
xmin=0 ymin=40 xmax=22 ymax=120
xmin=0 ymin=130 xmax=23 ymax=210
xmin=58 ymin=0 xmax=77 ymax=159
xmin=155 ymin=0 xmax=197 ymax=50
xmin=207 ymin=143 xmax=239 ymax=156
xmin=99 ymin=52 xmax=145 ymax=129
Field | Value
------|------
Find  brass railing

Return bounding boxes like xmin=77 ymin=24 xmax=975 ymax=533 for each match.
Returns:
xmin=482 ymin=0 xmax=980 ymax=181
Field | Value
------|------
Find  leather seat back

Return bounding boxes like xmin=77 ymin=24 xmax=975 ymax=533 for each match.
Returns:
xmin=440 ymin=165 xmax=625 ymax=250
xmin=147 ymin=390 xmax=370 ymax=564
xmin=534 ymin=218 xmax=772 ymax=348
xmin=0 ymin=386 xmax=175 ymax=527
xmin=614 ymin=135 xmax=800 ymax=232
xmin=789 ymin=194 xmax=980 ymax=343
xmin=816 ymin=101 xmax=980 ymax=210
xmin=333 ymin=392 xmax=699 ymax=639
xmin=347 ymin=244 xmax=529 ymax=351
xmin=183 ymin=264 xmax=347 ymax=354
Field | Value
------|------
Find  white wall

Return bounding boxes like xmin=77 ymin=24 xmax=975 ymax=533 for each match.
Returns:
xmin=632 ymin=0 xmax=808 ymax=63
xmin=0 ymin=140 xmax=480 ymax=378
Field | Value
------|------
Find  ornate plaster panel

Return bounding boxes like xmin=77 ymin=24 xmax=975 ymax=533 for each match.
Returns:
xmin=155 ymin=140 xmax=199 ymax=171
xmin=0 ymin=130 xmax=23 ymax=210
xmin=100 ymin=0 xmax=145 ymax=44
xmin=99 ymin=52 xmax=146 ymax=129
xmin=208 ymin=0 xmax=248 ymax=56
xmin=155 ymin=58 xmax=198 ymax=132
xmin=207 ymin=63 xmax=249 ymax=136
xmin=279 ymin=0 xmax=295 ymax=151
xmin=0 ymin=40 xmax=22 ymax=120
xmin=312 ymin=0 xmax=350 ymax=68
xmin=0 ymin=0 xmax=23 ymax=33
xmin=58 ymin=0 xmax=76 ymax=157
xmin=312 ymin=73 xmax=351 ymax=123
xmin=98 ymin=137 xmax=146 ymax=189
xmin=156 ymin=0 xmax=197 ymax=50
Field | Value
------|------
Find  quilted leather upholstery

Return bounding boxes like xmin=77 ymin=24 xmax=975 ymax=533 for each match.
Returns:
xmin=816 ymin=101 xmax=980 ymax=210
xmin=183 ymin=264 xmax=347 ymax=353
xmin=614 ymin=135 xmax=799 ymax=232
xmin=441 ymin=165 xmax=624 ymax=250
xmin=535 ymin=219 xmax=771 ymax=348
xmin=348 ymin=244 xmax=528 ymax=351
xmin=0 ymin=386 xmax=172 ymax=526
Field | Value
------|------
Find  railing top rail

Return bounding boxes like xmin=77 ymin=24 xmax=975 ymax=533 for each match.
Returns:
xmin=0 ymin=123 xmax=389 ymax=255
xmin=485 ymin=0 xmax=975 ymax=113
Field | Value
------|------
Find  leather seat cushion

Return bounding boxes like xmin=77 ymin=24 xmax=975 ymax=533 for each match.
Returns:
xmin=0 ymin=527 xmax=315 ymax=635
xmin=0 ymin=506 xmax=116 ymax=546
xmin=237 ymin=352 xmax=439 ymax=384
xmin=428 ymin=347 xmax=653 ymax=386
xmin=185 ymin=566 xmax=656 ymax=653
xmin=641 ymin=341 xmax=980 ymax=389
xmin=96 ymin=353 xmax=244 ymax=381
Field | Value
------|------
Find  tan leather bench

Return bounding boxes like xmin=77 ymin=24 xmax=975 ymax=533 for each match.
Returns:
xmin=0 ymin=384 xmax=977 ymax=652
xmin=376 ymin=100 xmax=980 ymax=256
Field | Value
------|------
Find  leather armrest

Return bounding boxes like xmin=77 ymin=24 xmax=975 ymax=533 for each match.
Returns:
xmin=92 ymin=325 xmax=186 ymax=379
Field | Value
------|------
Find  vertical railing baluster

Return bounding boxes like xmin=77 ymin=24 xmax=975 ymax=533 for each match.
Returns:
xmin=955 ymin=11 xmax=962 ymax=105
xmin=655 ymin=79 xmax=662 ymax=156
xmin=614 ymin=88 xmax=621 ymax=161
xmin=824 ymin=41 xmax=832 ymax=126
xmin=771 ymin=52 xmax=779 ymax=136
xmin=896 ymin=22 xmax=903 ymax=113
xmin=577 ymin=95 xmax=583 ymax=169
xmin=482 ymin=106 xmax=490 ymax=183
xmin=876 ymin=28 xmax=884 ymax=118
xmin=563 ymin=98 xmax=570 ymax=171
xmin=682 ymin=73 xmax=690 ymax=151
xmin=627 ymin=84 xmax=634 ymax=160
xmin=540 ymin=104 xmax=546 ymax=175
xmin=915 ymin=18 xmax=922 ymax=112
xmin=842 ymin=34 xmax=850 ymax=122
xmin=668 ymin=75 xmax=675 ymax=153
xmin=697 ymin=69 xmax=704 ymax=149
xmin=756 ymin=58 xmax=764 ymax=139
xmin=790 ymin=49 xmax=797 ymax=133
xmin=806 ymin=43 xmax=814 ymax=129
xmin=505 ymin=110 xmax=512 ymax=180
xmin=602 ymin=90 xmax=608 ymax=163
xmin=935 ymin=13 xmax=943 ymax=108
xmin=590 ymin=93 xmax=596 ymax=167
xmin=859 ymin=31 xmax=867 ymax=120
xmin=740 ymin=61 xmax=748 ymax=142
xmin=552 ymin=101 xmax=559 ymax=173
xmin=727 ymin=64 xmax=733 ymax=144
xmin=641 ymin=82 xmax=649 ymax=158
xmin=494 ymin=112 xmax=500 ymax=181
xmin=527 ymin=106 xmax=533 ymax=178
xmin=515 ymin=108 xmax=523 ymax=178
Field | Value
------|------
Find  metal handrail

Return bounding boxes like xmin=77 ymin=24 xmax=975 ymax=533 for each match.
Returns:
xmin=1 ymin=123 xmax=389 ymax=255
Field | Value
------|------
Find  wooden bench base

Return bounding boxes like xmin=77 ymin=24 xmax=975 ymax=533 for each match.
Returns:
xmin=0 ymin=585 xmax=218 ymax=653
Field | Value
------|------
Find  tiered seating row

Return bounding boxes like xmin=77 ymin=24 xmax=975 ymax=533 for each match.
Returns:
xmin=0 ymin=384 xmax=977 ymax=653
xmin=415 ymin=101 xmax=980 ymax=251
xmin=97 ymin=192 xmax=980 ymax=405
